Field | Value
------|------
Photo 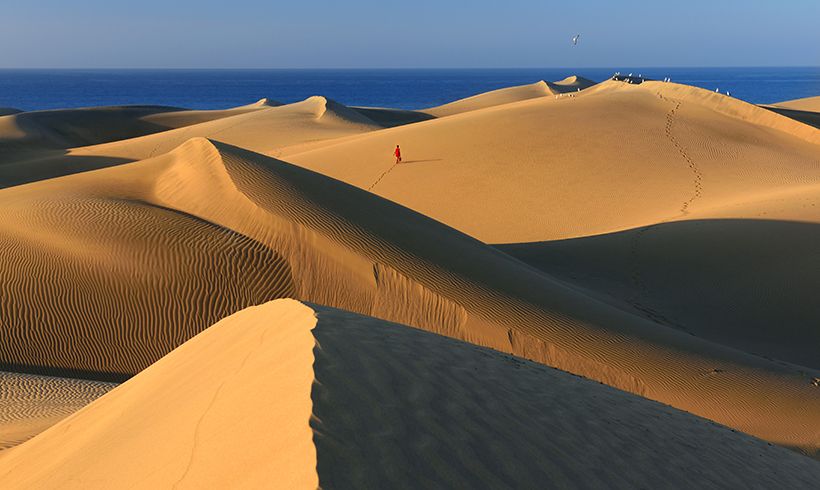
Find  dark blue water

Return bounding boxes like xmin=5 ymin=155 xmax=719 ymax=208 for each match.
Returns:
xmin=0 ymin=67 xmax=817 ymax=112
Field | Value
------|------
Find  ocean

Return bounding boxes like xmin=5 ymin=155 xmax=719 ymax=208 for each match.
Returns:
xmin=0 ymin=67 xmax=817 ymax=112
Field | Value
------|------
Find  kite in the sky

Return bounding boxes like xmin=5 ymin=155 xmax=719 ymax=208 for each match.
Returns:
xmin=572 ymin=34 xmax=580 ymax=46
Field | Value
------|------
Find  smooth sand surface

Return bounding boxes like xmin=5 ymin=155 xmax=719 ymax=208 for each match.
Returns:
xmin=1 ymin=300 xmax=818 ymax=489
xmin=287 ymin=80 xmax=820 ymax=243
xmin=0 ymin=135 xmax=817 ymax=456
xmin=773 ymin=95 xmax=820 ymax=112
xmin=0 ymin=372 xmax=115 ymax=450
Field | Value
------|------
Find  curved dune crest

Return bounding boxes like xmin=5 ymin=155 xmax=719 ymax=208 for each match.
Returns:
xmin=0 ymin=300 xmax=320 ymax=489
xmin=1 ymin=300 xmax=818 ymax=489
xmin=1 ymin=137 xmax=818 ymax=455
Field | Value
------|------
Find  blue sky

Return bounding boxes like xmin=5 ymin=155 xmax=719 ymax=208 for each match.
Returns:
xmin=2 ymin=0 xmax=818 ymax=68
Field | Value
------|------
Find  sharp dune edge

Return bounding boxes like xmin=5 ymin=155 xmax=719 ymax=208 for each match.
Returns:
xmin=1 ymin=77 xmax=819 ymax=482
xmin=1 ymin=300 xmax=818 ymax=489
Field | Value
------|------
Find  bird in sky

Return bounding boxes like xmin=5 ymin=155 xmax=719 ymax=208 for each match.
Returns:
xmin=572 ymin=34 xmax=580 ymax=46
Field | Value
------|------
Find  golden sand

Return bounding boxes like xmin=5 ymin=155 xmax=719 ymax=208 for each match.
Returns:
xmin=1 ymin=78 xmax=819 ymax=485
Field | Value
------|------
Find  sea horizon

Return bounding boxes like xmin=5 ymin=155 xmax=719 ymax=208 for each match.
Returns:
xmin=1 ymin=66 xmax=817 ymax=111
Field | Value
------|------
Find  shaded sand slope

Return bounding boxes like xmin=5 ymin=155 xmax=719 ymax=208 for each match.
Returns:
xmin=0 ymin=300 xmax=319 ymax=489
xmin=0 ymin=109 xmax=20 ymax=117
xmin=0 ymin=372 xmax=115 ymax=450
xmin=1 ymin=138 xmax=818 ymax=454
xmin=2 ymin=301 xmax=818 ymax=489
xmin=287 ymin=79 xmax=820 ymax=244
xmin=311 ymin=305 xmax=820 ymax=488
xmin=0 ymin=96 xmax=381 ymax=188
xmin=498 ymin=215 xmax=820 ymax=370
xmin=763 ymin=105 xmax=820 ymax=129
xmin=424 ymin=76 xmax=596 ymax=117
xmin=350 ymin=106 xmax=435 ymax=127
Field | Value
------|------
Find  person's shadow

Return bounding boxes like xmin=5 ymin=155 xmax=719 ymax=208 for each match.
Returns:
xmin=400 ymin=158 xmax=442 ymax=165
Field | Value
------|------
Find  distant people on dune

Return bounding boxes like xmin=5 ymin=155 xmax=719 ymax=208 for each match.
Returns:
xmin=395 ymin=145 xmax=402 ymax=164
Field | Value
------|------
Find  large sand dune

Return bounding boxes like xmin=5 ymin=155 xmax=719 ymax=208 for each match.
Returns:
xmin=281 ymin=79 xmax=820 ymax=392
xmin=1 ymin=78 xmax=819 ymax=480
xmin=287 ymin=80 xmax=820 ymax=243
xmin=0 ymin=136 xmax=817 ymax=455
xmin=1 ymin=300 xmax=817 ymax=489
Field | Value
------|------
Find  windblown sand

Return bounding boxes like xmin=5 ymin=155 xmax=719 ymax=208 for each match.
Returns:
xmin=0 ymin=76 xmax=819 ymax=485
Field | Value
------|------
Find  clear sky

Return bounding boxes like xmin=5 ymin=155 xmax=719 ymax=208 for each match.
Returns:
xmin=2 ymin=0 xmax=818 ymax=68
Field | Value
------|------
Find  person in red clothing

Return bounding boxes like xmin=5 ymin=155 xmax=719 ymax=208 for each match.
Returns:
xmin=394 ymin=145 xmax=402 ymax=164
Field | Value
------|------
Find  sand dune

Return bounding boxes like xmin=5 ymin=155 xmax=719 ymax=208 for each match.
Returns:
xmin=2 ymin=77 xmax=819 ymax=480
xmin=773 ymin=95 xmax=820 ymax=112
xmin=424 ymin=76 xmax=595 ymax=117
xmin=0 ymin=109 xmax=20 ymax=117
xmin=1 ymin=136 xmax=818 ymax=455
xmin=280 ymin=80 xmax=820 ymax=380
xmin=287 ymin=80 xmax=820 ymax=243
xmin=0 ymin=102 xmax=273 ymax=155
xmin=498 ymin=212 xmax=820 ymax=370
xmin=0 ymin=96 xmax=382 ymax=188
xmin=0 ymin=300 xmax=319 ymax=489
xmin=0 ymin=371 xmax=115 ymax=450
xmin=1 ymin=300 xmax=818 ymax=489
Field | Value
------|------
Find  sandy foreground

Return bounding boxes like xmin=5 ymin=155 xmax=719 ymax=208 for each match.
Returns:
xmin=1 ymin=300 xmax=819 ymax=488
xmin=0 ymin=77 xmax=819 ymax=486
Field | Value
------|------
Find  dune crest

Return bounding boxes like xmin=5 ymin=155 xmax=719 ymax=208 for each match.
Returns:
xmin=0 ymin=300 xmax=320 ymax=489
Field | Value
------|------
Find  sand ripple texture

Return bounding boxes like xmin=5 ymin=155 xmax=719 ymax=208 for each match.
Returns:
xmin=0 ymin=371 xmax=115 ymax=450
xmin=0 ymin=195 xmax=294 ymax=377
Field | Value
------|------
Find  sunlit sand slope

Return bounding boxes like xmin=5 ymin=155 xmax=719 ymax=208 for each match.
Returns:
xmin=287 ymin=80 xmax=820 ymax=243
xmin=1 ymin=301 xmax=817 ymax=489
xmin=0 ymin=138 xmax=817 ymax=454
